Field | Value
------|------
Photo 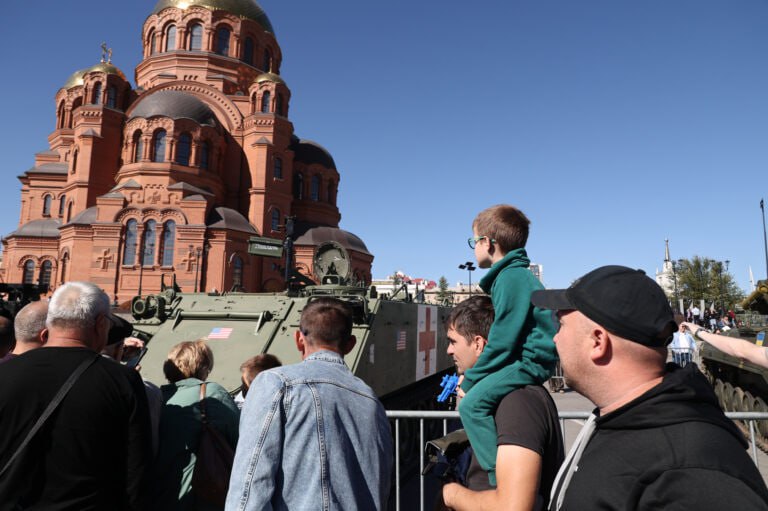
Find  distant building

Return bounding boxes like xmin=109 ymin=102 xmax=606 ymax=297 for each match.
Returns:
xmin=2 ymin=0 xmax=373 ymax=300
xmin=529 ymin=263 xmax=543 ymax=284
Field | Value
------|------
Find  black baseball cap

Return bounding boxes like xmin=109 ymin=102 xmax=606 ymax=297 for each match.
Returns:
xmin=531 ymin=265 xmax=676 ymax=347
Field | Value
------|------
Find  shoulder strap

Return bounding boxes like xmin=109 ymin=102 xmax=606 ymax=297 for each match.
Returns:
xmin=0 ymin=353 xmax=100 ymax=477
xmin=198 ymin=382 xmax=208 ymax=425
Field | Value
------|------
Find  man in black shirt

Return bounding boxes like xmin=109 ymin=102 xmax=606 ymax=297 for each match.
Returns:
xmin=533 ymin=266 xmax=768 ymax=510
xmin=442 ymin=296 xmax=564 ymax=511
xmin=0 ymin=282 xmax=151 ymax=511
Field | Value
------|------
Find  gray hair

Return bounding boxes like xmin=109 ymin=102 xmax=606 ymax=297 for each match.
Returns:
xmin=15 ymin=302 xmax=48 ymax=343
xmin=47 ymin=282 xmax=110 ymax=330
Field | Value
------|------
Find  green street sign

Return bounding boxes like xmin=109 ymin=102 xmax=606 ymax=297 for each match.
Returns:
xmin=248 ymin=236 xmax=284 ymax=258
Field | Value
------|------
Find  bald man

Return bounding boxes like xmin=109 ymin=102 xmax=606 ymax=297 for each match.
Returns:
xmin=0 ymin=316 xmax=15 ymax=364
xmin=533 ymin=266 xmax=768 ymax=511
xmin=10 ymin=301 xmax=48 ymax=356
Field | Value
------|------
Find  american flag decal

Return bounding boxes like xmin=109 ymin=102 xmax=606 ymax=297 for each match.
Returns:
xmin=208 ymin=327 xmax=233 ymax=340
xmin=396 ymin=330 xmax=407 ymax=351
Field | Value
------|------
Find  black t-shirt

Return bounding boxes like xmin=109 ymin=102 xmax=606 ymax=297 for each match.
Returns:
xmin=0 ymin=347 xmax=151 ymax=511
xmin=465 ymin=385 xmax=564 ymax=507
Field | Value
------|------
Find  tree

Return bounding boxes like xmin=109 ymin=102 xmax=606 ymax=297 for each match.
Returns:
xmin=436 ymin=276 xmax=453 ymax=306
xmin=675 ymin=256 xmax=744 ymax=311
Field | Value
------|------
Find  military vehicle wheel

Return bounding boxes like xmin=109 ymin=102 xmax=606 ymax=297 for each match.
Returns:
xmin=755 ymin=397 xmax=768 ymax=440
xmin=723 ymin=382 xmax=736 ymax=411
xmin=713 ymin=379 xmax=725 ymax=408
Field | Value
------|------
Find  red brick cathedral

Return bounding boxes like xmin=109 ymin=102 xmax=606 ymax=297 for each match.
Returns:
xmin=2 ymin=0 xmax=373 ymax=302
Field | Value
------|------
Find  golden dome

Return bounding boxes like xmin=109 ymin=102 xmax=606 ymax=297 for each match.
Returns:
xmin=255 ymin=72 xmax=285 ymax=85
xmin=151 ymin=0 xmax=274 ymax=33
xmin=61 ymin=63 xmax=127 ymax=90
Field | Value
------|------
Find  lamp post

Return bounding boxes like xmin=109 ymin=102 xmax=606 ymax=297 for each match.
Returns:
xmin=458 ymin=262 xmax=476 ymax=297
xmin=671 ymin=260 xmax=680 ymax=313
xmin=762 ymin=199 xmax=768 ymax=279
xmin=719 ymin=259 xmax=730 ymax=314
xmin=194 ymin=246 xmax=202 ymax=293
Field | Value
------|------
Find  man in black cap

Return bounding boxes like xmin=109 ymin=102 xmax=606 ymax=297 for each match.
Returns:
xmin=532 ymin=265 xmax=768 ymax=511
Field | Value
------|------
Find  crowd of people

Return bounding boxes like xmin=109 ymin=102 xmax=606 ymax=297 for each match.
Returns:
xmin=1 ymin=203 xmax=767 ymax=510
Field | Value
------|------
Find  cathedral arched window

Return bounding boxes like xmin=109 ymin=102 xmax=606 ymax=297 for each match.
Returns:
xmin=311 ymin=175 xmax=321 ymax=201
xmin=216 ymin=26 xmax=230 ymax=56
xmin=66 ymin=202 xmax=73 ymax=222
xmin=71 ymin=150 xmax=78 ymax=174
xmin=328 ymin=182 xmax=335 ymax=204
xmin=176 ymin=133 xmax=191 ymax=166
xmin=294 ymin=173 xmax=304 ymax=199
xmin=91 ymin=82 xmax=102 ymax=105
xmin=106 ymin=86 xmax=117 ymax=108
xmin=275 ymin=94 xmax=284 ymax=116
xmin=142 ymin=220 xmax=157 ymax=266
xmin=59 ymin=252 xmax=69 ymax=284
xmin=271 ymin=209 xmax=280 ymax=232
xmin=149 ymin=30 xmax=157 ymax=55
xmin=69 ymin=97 xmax=81 ymax=128
xmin=232 ymin=256 xmax=243 ymax=290
xmin=263 ymin=48 xmax=271 ymax=71
xmin=57 ymin=101 xmax=66 ymax=129
xmin=161 ymin=220 xmax=176 ymax=267
xmin=38 ymin=261 xmax=52 ymax=291
xmin=243 ymin=37 xmax=254 ymax=65
xmin=58 ymin=195 xmax=66 ymax=217
xmin=133 ymin=131 xmax=143 ymax=162
xmin=261 ymin=91 xmax=271 ymax=113
xmin=42 ymin=195 xmax=52 ymax=216
xmin=22 ymin=260 xmax=35 ymax=285
xmin=153 ymin=130 xmax=166 ymax=162
xmin=189 ymin=23 xmax=204 ymax=50
xmin=200 ymin=141 xmax=210 ymax=170
xmin=165 ymin=24 xmax=177 ymax=51
xmin=123 ymin=219 xmax=138 ymax=266
xmin=273 ymin=157 xmax=283 ymax=179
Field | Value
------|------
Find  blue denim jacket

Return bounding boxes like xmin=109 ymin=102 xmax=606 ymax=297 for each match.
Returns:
xmin=225 ymin=350 xmax=393 ymax=511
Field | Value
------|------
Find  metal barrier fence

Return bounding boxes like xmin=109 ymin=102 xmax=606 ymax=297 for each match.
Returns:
xmin=386 ymin=410 xmax=768 ymax=511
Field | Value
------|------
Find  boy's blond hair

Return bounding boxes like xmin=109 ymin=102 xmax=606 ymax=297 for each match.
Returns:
xmin=472 ymin=204 xmax=530 ymax=253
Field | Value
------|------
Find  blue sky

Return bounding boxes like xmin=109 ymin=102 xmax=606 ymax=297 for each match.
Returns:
xmin=2 ymin=1 xmax=767 ymax=291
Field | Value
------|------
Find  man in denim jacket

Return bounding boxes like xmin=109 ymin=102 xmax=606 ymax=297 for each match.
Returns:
xmin=226 ymin=298 xmax=393 ymax=511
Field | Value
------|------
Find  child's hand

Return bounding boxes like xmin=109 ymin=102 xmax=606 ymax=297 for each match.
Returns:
xmin=456 ymin=375 xmax=465 ymax=406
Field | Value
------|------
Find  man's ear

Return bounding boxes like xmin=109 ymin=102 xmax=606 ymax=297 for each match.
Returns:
xmin=590 ymin=327 xmax=612 ymax=363
xmin=295 ymin=330 xmax=306 ymax=355
xmin=472 ymin=335 xmax=487 ymax=355
xmin=340 ymin=335 xmax=357 ymax=356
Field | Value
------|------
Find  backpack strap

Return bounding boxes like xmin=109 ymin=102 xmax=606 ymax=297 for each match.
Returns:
xmin=198 ymin=382 xmax=208 ymax=425
xmin=0 ymin=353 xmax=100 ymax=477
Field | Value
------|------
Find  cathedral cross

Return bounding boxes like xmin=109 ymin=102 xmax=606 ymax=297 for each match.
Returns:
xmin=96 ymin=249 xmax=114 ymax=270
xmin=180 ymin=250 xmax=196 ymax=272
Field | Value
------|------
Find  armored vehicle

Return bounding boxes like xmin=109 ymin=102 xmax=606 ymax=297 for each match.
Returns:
xmin=130 ymin=242 xmax=454 ymax=410
xmin=699 ymin=280 xmax=768 ymax=449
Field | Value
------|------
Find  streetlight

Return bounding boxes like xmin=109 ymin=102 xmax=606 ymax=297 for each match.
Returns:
xmin=194 ymin=246 xmax=202 ymax=293
xmin=671 ymin=260 xmax=680 ymax=313
xmin=458 ymin=262 xmax=476 ymax=297
xmin=720 ymin=259 xmax=730 ymax=314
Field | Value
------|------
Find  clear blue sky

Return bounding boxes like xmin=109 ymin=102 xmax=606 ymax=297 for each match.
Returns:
xmin=2 ymin=0 xmax=767 ymax=292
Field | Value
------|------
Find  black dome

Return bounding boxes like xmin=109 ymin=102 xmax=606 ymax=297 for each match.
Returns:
xmin=290 ymin=136 xmax=336 ymax=169
xmin=130 ymin=91 xmax=217 ymax=126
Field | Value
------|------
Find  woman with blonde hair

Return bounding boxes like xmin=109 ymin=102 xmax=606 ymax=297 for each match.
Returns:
xmin=151 ymin=340 xmax=239 ymax=510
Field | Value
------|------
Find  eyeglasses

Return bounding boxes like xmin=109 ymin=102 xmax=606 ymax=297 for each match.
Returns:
xmin=467 ymin=236 xmax=494 ymax=249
